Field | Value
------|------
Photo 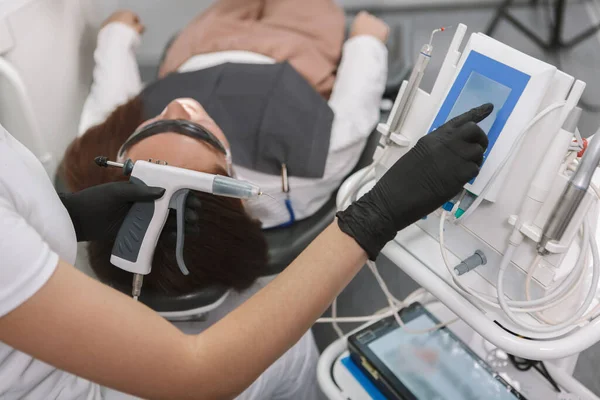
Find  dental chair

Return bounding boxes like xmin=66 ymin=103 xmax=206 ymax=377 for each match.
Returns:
xmin=263 ymin=118 xmax=388 ymax=274
xmin=263 ymin=20 xmax=411 ymax=274
xmin=101 ymin=18 xmax=411 ymax=320
xmin=91 ymin=108 xmax=394 ymax=322
xmin=70 ymin=18 xmax=412 ymax=321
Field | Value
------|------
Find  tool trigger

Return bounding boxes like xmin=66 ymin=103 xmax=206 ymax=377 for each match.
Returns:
xmin=168 ymin=189 xmax=191 ymax=275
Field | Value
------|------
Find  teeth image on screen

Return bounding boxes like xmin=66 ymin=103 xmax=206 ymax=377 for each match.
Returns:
xmin=446 ymin=72 xmax=512 ymax=135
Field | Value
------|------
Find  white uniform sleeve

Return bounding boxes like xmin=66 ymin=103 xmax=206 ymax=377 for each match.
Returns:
xmin=78 ymin=23 xmax=143 ymax=136
xmin=231 ymin=330 xmax=320 ymax=400
xmin=327 ymin=35 xmax=388 ymax=153
xmin=0 ymin=190 xmax=58 ymax=318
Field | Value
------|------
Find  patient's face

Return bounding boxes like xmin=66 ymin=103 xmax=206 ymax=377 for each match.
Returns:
xmin=127 ymin=98 xmax=230 ymax=172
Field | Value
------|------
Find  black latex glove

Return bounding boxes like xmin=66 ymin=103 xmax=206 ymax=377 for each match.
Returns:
xmin=337 ymin=103 xmax=493 ymax=260
xmin=164 ymin=193 xmax=203 ymax=237
xmin=60 ymin=182 xmax=165 ymax=242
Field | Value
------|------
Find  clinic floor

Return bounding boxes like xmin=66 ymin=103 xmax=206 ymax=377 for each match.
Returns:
xmin=138 ymin=1 xmax=600 ymax=397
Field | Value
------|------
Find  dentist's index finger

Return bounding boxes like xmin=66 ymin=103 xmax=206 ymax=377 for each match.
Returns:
xmin=447 ymin=103 xmax=494 ymax=128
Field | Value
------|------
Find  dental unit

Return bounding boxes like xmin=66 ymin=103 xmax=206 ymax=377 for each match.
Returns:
xmin=335 ymin=23 xmax=600 ymax=364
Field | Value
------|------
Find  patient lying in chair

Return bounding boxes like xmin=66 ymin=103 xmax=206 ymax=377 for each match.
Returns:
xmin=66 ymin=0 xmax=388 ymax=226
xmin=63 ymin=0 xmax=389 ymax=294
xmin=61 ymin=2 xmax=388 ymax=398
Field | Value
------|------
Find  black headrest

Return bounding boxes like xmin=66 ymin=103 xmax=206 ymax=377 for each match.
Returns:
xmin=111 ymin=282 xmax=229 ymax=313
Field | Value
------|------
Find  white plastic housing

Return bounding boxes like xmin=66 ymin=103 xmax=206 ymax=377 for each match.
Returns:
xmin=110 ymin=161 xmax=217 ymax=275
xmin=456 ymin=34 xmax=557 ymax=201
xmin=355 ymin=24 xmax=600 ymax=355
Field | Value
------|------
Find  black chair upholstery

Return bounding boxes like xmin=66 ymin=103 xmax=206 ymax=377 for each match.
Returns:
xmin=263 ymin=109 xmax=388 ymax=274
xmin=262 ymin=19 xmax=410 ymax=274
xmin=108 ymin=281 xmax=230 ymax=313
xmin=158 ymin=18 xmax=410 ymax=277
xmin=156 ymin=20 xmax=409 ymax=276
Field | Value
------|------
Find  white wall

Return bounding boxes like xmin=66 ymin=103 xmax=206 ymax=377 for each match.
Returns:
xmin=0 ymin=0 xmax=97 ymax=178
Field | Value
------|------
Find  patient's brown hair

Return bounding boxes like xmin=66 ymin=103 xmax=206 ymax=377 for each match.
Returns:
xmin=61 ymin=95 xmax=269 ymax=295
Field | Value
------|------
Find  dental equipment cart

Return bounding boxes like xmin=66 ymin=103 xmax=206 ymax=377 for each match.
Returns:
xmin=318 ymin=23 xmax=600 ymax=400
xmin=317 ymin=277 xmax=595 ymax=400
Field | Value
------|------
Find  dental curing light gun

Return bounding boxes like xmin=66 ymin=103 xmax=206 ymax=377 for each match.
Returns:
xmin=95 ymin=156 xmax=262 ymax=300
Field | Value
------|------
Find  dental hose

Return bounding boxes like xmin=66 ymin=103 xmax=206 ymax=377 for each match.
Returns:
xmin=441 ymin=210 xmax=595 ymax=317
xmin=496 ymin=221 xmax=600 ymax=333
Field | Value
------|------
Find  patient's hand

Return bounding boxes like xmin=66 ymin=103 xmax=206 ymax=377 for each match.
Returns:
xmin=102 ymin=10 xmax=145 ymax=35
xmin=350 ymin=11 xmax=390 ymax=43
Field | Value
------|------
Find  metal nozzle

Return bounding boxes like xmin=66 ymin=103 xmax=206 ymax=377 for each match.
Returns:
xmin=95 ymin=156 xmax=123 ymax=168
xmin=94 ymin=156 xmax=134 ymax=176
xmin=132 ymin=273 xmax=144 ymax=301
xmin=428 ymin=26 xmax=452 ymax=46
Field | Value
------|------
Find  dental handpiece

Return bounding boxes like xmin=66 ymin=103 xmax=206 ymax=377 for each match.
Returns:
xmin=387 ymin=27 xmax=448 ymax=139
xmin=538 ymin=129 xmax=600 ymax=254
xmin=95 ymin=157 xmax=261 ymax=299
xmin=388 ymin=43 xmax=432 ymax=137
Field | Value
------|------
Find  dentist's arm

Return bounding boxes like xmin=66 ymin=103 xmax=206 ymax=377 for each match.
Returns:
xmin=0 ymin=106 xmax=490 ymax=400
xmin=78 ymin=11 xmax=144 ymax=135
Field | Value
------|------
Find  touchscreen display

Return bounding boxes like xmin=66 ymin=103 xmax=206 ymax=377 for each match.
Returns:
xmin=367 ymin=315 xmax=519 ymax=400
xmin=446 ymin=71 xmax=512 ymax=135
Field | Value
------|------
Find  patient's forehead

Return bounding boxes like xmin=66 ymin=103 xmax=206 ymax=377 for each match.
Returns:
xmin=126 ymin=132 xmax=226 ymax=172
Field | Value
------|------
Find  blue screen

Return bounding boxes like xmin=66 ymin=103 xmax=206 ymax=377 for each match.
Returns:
xmin=368 ymin=315 xmax=520 ymax=400
xmin=446 ymin=72 xmax=512 ymax=135
xmin=429 ymin=51 xmax=531 ymax=178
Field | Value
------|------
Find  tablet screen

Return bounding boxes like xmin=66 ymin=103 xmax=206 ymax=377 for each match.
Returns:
xmin=446 ymin=71 xmax=512 ymax=135
xmin=367 ymin=314 xmax=520 ymax=400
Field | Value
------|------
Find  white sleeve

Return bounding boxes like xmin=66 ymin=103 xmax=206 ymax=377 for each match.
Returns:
xmin=231 ymin=330 xmax=319 ymax=400
xmin=0 ymin=191 xmax=58 ymax=317
xmin=327 ymin=35 xmax=388 ymax=152
xmin=78 ymin=23 xmax=143 ymax=136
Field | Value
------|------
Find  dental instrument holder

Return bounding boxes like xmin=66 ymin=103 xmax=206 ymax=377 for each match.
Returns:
xmin=382 ymin=43 xmax=432 ymax=143
xmin=376 ymin=29 xmax=445 ymax=148
xmin=344 ymin=23 xmax=600 ymax=359
xmin=539 ymin=133 xmax=600 ymax=255
xmin=95 ymin=157 xmax=261 ymax=300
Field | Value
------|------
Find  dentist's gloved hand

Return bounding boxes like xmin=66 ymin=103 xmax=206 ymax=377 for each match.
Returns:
xmin=59 ymin=182 xmax=165 ymax=242
xmin=337 ymin=103 xmax=493 ymax=260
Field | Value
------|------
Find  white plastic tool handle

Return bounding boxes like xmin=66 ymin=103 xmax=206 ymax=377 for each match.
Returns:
xmin=110 ymin=161 xmax=215 ymax=275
